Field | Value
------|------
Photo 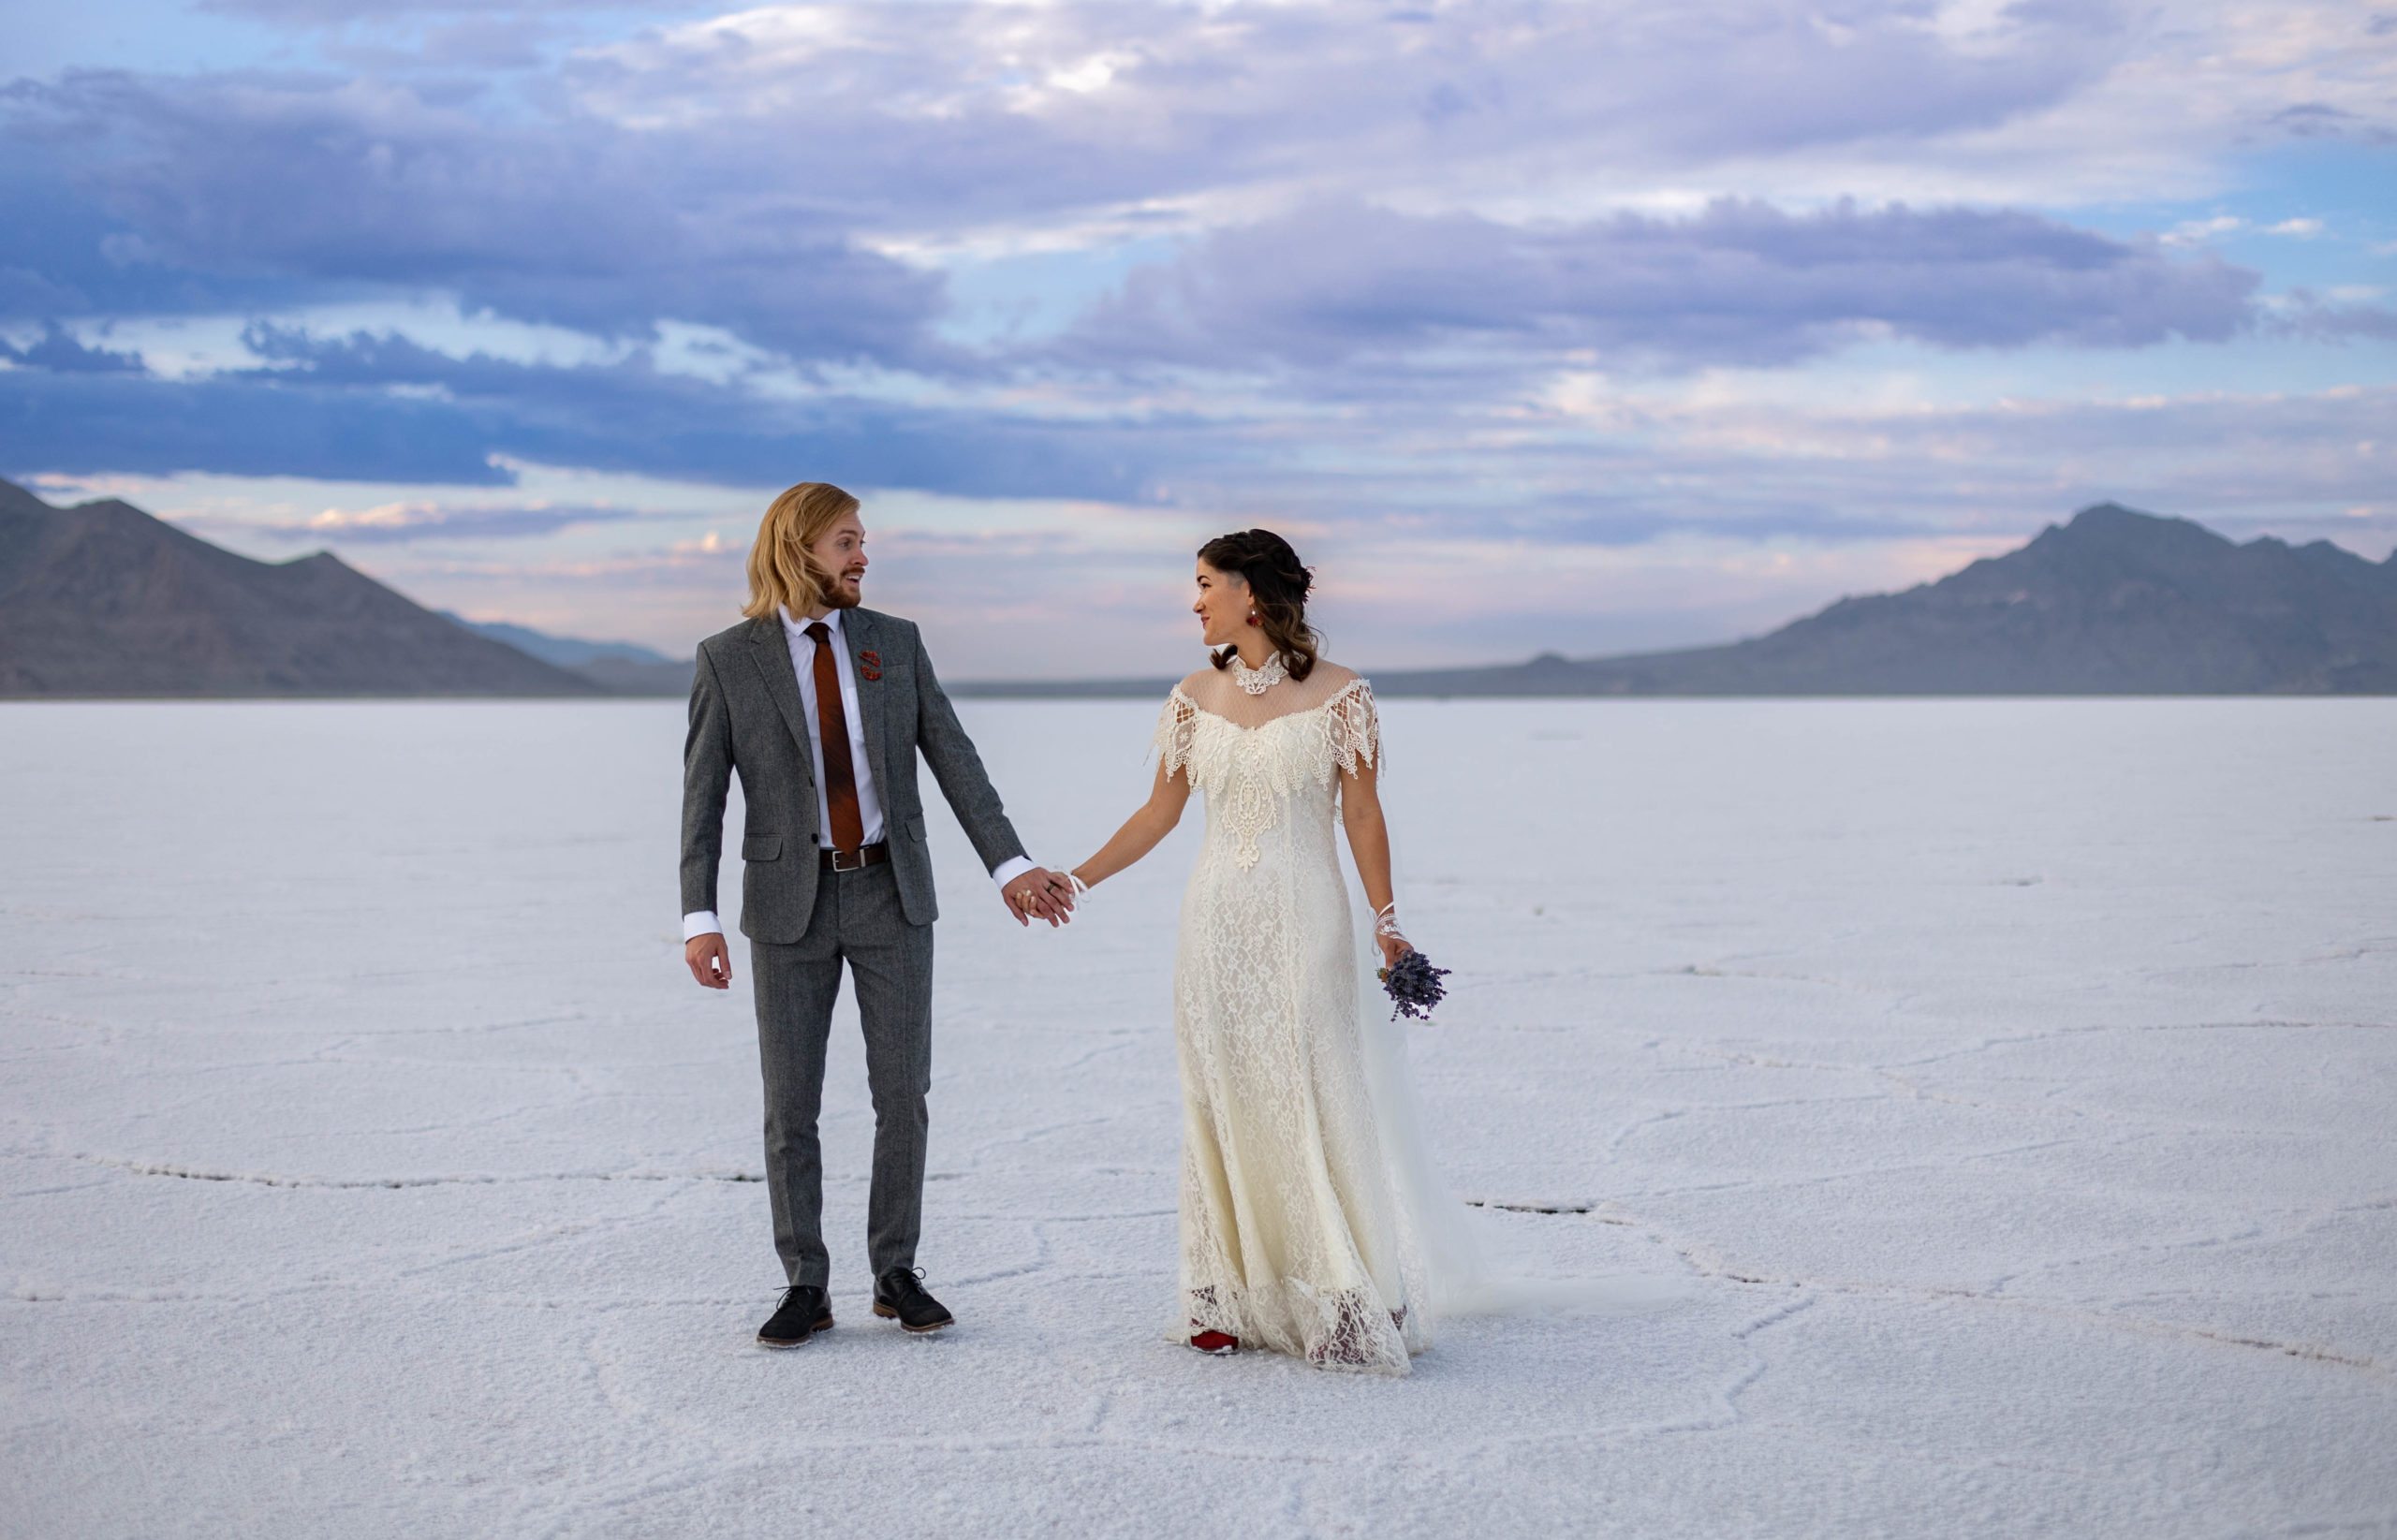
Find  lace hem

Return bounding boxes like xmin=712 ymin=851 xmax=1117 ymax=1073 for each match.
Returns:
xmin=1175 ymin=1280 xmax=1420 ymax=1376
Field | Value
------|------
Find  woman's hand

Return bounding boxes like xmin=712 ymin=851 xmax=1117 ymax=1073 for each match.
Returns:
xmin=1376 ymin=932 xmax=1412 ymax=972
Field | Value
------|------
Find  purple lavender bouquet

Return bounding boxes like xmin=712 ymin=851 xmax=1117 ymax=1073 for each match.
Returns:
xmin=1376 ymin=948 xmax=1452 ymax=1021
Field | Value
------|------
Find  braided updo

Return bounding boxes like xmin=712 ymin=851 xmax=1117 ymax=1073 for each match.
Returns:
xmin=1198 ymin=528 xmax=1319 ymax=682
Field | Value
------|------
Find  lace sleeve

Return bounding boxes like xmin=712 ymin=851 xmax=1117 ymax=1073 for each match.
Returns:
xmin=1325 ymin=678 xmax=1381 ymax=777
xmin=1154 ymin=687 xmax=1200 ymax=780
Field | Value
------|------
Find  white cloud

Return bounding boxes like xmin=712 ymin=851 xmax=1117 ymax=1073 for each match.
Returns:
xmin=7 ymin=0 xmax=2393 ymax=667
xmin=2163 ymin=215 xmax=2247 ymax=248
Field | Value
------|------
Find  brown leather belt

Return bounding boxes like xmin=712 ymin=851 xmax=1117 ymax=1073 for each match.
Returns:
xmin=819 ymin=842 xmax=890 ymax=873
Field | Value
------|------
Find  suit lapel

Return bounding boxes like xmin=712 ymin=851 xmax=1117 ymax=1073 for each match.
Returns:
xmin=745 ymin=615 xmax=816 ymax=786
xmin=845 ymin=608 xmax=892 ymax=797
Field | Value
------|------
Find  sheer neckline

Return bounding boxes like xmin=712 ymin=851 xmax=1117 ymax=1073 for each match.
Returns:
xmin=1170 ymin=674 xmax=1370 ymax=733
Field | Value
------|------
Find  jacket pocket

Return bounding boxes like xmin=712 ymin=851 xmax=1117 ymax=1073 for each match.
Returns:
xmin=742 ymin=833 xmax=783 ymax=861
xmin=904 ymin=814 xmax=926 ymax=843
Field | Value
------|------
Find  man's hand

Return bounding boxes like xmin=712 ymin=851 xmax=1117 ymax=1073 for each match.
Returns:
xmin=1002 ymin=867 xmax=1076 ymax=928
xmin=686 ymin=931 xmax=733 ymax=989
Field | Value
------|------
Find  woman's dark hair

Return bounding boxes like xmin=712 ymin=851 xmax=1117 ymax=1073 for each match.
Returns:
xmin=1198 ymin=528 xmax=1318 ymax=682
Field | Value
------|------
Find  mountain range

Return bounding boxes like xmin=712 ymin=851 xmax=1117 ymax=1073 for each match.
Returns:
xmin=436 ymin=612 xmax=697 ymax=696
xmin=1370 ymin=503 xmax=2397 ymax=697
xmin=0 ymin=478 xmax=598 ymax=697
xmin=955 ymin=503 xmax=2397 ymax=697
xmin=3 ymin=478 xmax=2390 ymax=697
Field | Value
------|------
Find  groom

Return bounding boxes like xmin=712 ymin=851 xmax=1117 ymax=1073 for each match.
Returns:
xmin=680 ymin=481 xmax=1072 ymax=1348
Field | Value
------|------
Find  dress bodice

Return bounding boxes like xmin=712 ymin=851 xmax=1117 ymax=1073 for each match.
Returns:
xmin=1153 ymin=665 xmax=1381 ymax=872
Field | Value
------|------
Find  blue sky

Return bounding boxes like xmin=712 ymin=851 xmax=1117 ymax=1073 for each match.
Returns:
xmin=4 ymin=0 xmax=2392 ymax=674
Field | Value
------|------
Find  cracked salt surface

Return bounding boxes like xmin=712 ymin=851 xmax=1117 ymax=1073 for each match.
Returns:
xmin=3 ymin=697 xmax=2392 ymax=1538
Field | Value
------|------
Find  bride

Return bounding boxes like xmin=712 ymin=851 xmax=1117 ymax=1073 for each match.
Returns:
xmin=1066 ymin=529 xmax=1443 ymax=1375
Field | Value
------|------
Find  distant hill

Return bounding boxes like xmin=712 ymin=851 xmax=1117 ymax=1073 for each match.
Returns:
xmin=1375 ymin=504 xmax=2397 ymax=697
xmin=951 ymin=504 xmax=2397 ymax=698
xmin=441 ymin=612 xmax=694 ymax=696
xmin=0 ymin=478 xmax=601 ymax=697
xmin=438 ymin=613 xmax=670 ymax=667
xmin=9 ymin=485 xmax=2388 ymax=699
xmin=567 ymin=656 xmax=696 ymax=696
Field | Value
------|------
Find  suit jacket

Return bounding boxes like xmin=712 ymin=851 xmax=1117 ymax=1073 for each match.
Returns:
xmin=681 ymin=608 xmax=1026 ymax=940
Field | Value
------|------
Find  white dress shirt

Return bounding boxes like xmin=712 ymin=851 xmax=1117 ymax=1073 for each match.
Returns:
xmin=683 ymin=606 xmax=1033 ymax=940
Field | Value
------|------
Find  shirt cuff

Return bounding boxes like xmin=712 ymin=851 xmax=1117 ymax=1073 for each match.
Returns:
xmin=682 ymin=911 xmax=724 ymax=941
xmin=990 ymin=856 xmax=1036 ymax=891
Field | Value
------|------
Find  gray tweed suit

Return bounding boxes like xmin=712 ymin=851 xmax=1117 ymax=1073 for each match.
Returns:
xmin=682 ymin=608 xmax=1027 ymax=1288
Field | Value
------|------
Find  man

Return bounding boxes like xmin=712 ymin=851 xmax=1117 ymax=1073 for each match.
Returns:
xmin=681 ymin=481 xmax=1073 ymax=1347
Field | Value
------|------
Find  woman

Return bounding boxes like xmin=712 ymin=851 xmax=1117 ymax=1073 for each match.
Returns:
xmin=1067 ymin=529 xmax=1433 ymax=1375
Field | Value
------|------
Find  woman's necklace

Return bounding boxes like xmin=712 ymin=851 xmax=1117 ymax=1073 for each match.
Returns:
xmin=1229 ymin=651 xmax=1288 ymax=696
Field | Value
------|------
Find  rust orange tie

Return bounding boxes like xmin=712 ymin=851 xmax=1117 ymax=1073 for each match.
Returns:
xmin=804 ymin=622 xmax=865 ymax=855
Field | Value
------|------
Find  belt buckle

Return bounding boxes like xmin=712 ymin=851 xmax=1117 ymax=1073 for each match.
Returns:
xmin=830 ymin=846 xmax=862 ymax=873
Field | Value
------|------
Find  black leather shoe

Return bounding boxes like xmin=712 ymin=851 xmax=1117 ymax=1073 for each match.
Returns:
xmin=872 ymin=1268 xmax=954 ymax=1333
xmin=757 ymin=1283 xmax=832 ymax=1348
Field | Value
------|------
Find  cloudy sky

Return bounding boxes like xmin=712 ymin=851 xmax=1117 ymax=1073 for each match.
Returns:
xmin=4 ymin=0 xmax=2392 ymax=675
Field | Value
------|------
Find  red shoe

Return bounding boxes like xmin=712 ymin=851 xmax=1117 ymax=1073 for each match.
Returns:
xmin=1188 ymin=1322 xmax=1239 ymax=1356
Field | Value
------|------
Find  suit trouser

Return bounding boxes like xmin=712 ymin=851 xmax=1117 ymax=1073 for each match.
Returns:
xmin=749 ymin=859 xmax=935 ymax=1289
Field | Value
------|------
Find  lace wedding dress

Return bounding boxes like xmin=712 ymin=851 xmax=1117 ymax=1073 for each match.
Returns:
xmin=1154 ymin=658 xmax=1434 ymax=1375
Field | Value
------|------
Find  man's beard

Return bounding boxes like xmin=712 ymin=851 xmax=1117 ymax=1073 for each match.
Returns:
xmin=816 ymin=565 xmax=864 ymax=609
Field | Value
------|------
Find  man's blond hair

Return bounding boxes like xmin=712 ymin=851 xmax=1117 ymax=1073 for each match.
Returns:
xmin=743 ymin=481 xmax=860 ymax=621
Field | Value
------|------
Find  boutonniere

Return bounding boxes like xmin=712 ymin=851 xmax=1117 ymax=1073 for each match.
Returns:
xmin=858 ymin=649 xmax=883 ymax=682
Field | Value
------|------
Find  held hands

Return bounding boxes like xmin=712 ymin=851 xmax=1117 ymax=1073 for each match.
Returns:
xmin=688 ymin=869 xmax=1076 ymax=988
xmin=1003 ymin=867 xmax=1080 ymax=928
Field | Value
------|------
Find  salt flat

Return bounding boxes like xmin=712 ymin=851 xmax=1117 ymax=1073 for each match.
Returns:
xmin=2 ymin=697 xmax=2392 ymax=1539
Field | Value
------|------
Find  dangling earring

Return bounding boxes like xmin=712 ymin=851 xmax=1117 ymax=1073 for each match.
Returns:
xmin=1246 ymin=612 xmax=1259 ymax=626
